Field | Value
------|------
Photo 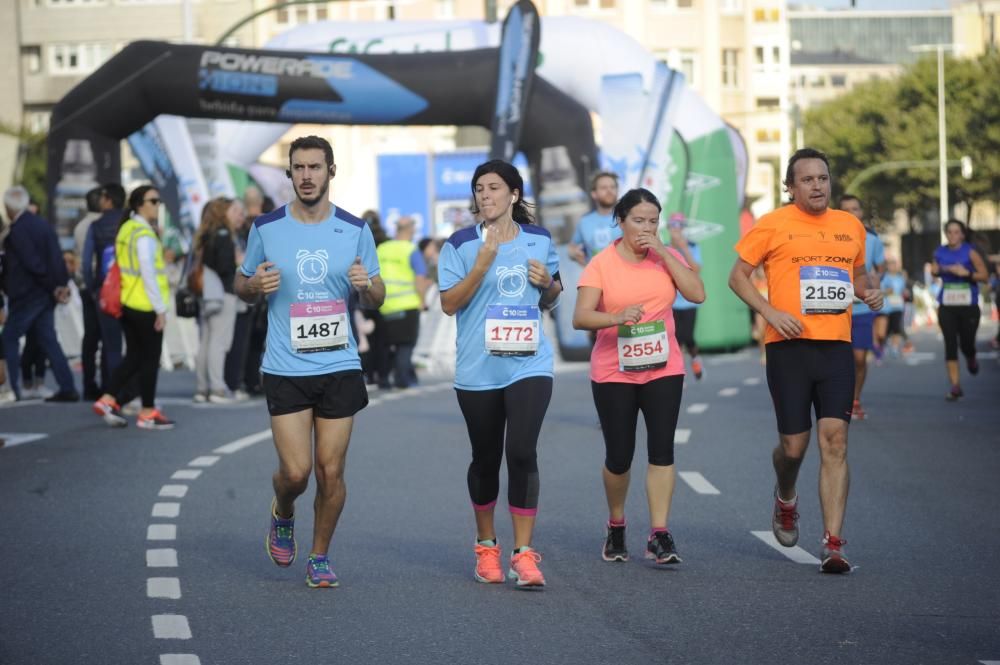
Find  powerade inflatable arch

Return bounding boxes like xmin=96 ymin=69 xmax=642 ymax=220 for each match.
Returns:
xmin=48 ymin=8 xmax=751 ymax=353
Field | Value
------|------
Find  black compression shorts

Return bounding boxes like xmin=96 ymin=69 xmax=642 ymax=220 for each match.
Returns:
xmin=765 ymin=339 xmax=854 ymax=434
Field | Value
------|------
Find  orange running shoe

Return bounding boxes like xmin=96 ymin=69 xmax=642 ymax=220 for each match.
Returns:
xmin=508 ymin=548 xmax=545 ymax=588
xmin=473 ymin=541 xmax=504 ymax=584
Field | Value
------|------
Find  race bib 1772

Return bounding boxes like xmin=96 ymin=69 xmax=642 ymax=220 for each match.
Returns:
xmin=484 ymin=304 xmax=540 ymax=356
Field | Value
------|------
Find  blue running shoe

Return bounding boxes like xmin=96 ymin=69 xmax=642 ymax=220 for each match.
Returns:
xmin=306 ymin=554 xmax=339 ymax=588
xmin=266 ymin=498 xmax=296 ymax=567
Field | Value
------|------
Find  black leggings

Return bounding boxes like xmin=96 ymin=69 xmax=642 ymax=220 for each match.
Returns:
xmin=591 ymin=375 xmax=684 ymax=475
xmin=455 ymin=376 xmax=552 ymax=515
xmin=938 ymin=305 xmax=979 ymax=361
xmin=107 ymin=307 xmax=163 ymax=408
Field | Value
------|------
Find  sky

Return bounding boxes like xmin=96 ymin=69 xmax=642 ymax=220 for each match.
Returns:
xmin=796 ymin=0 xmax=950 ymax=9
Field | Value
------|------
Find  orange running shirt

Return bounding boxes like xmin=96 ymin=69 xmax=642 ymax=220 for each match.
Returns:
xmin=578 ymin=240 xmax=689 ymax=383
xmin=734 ymin=205 xmax=866 ymax=345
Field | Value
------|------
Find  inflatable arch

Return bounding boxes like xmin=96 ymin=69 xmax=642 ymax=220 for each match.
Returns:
xmin=47 ymin=2 xmax=750 ymax=353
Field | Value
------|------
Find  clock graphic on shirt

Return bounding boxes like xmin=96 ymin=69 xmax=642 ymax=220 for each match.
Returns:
xmin=496 ymin=264 xmax=528 ymax=298
xmin=296 ymin=249 xmax=329 ymax=285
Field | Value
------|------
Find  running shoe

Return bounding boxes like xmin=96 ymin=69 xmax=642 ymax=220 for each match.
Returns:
xmin=266 ymin=498 xmax=296 ymax=567
xmin=967 ymin=356 xmax=980 ymax=376
xmin=508 ymin=548 xmax=545 ymax=588
xmin=92 ymin=399 xmax=127 ymax=428
xmin=192 ymin=393 xmax=208 ymax=403
xmin=902 ymin=341 xmax=915 ymax=354
xmin=473 ymin=541 xmax=504 ymax=584
xmin=851 ymin=400 xmax=866 ymax=420
xmin=820 ymin=531 xmax=852 ymax=574
xmin=645 ymin=531 xmax=681 ymax=564
xmin=872 ymin=343 xmax=884 ymax=364
xmin=946 ymin=386 xmax=964 ymax=402
xmin=691 ymin=357 xmax=704 ymax=380
xmin=305 ymin=554 xmax=339 ymax=588
xmin=602 ymin=523 xmax=628 ymax=562
xmin=136 ymin=410 xmax=175 ymax=430
xmin=772 ymin=487 xmax=799 ymax=547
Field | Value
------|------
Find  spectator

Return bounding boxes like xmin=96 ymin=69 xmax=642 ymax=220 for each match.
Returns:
xmin=1 ymin=185 xmax=78 ymax=402
xmin=224 ymin=198 xmax=253 ymax=400
xmin=193 ymin=197 xmax=239 ymax=403
xmin=81 ymin=183 xmax=127 ymax=391
xmin=74 ymin=187 xmax=104 ymax=399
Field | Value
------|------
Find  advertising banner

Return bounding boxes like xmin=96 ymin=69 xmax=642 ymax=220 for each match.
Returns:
xmin=489 ymin=0 xmax=541 ymax=162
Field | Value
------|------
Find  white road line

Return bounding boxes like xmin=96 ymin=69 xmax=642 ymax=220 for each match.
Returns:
xmin=686 ymin=403 xmax=709 ymax=414
xmin=160 ymin=656 xmax=201 ymax=665
xmin=977 ymin=660 xmax=1000 ymax=664
xmin=679 ymin=472 xmax=721 ymax=495
xmin=152 ymin=503 xmax=180 ymax=518
xmin=146 ymin=549 xmax=178 ymax=568
xmin=152 ymin=615 xmax=192 ymax=640
xmin=213 ymin=430 xmax=271 ymax=455
xmin=743 ymin=377 xmax=761 ymax=386
xmin=674 ymin=429 xmax=691 ymax=444
xmin=147 ymin=525 xmax=177 ymax=541
xmin=718 ymin=387 xmax=740 ymax=397
xmin=0 ymin=433 xmax=48 ymax=448
xmin=159 ymin=485 xmax=188 ymax=498
xmin=188 ymin=456 xmax=220 ymax=467
xmin=171 ymin=469 xmax=202 ymax=480
xmin=147 ymin=578 xmax=181 ymax=599
xmin=751 ymin=530 xmax=821 ymax=564
xmin=380 ymin=392 xmax=403 ymax=401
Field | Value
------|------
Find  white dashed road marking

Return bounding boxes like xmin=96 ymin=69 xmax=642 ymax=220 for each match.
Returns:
xmin=147 ymin=578 xmax=181 ymax=599
xmin=146 ymin=549 xmax=178 ymax=568
xmin=686 ymin=403 xmax=709 ymax=414
xmin=718 ymin=387 xmax=739 ymax=397
xmin=674 ymin=429 xmax=691 ymax=444
xmin=213 ymin=430 xmax=271 ymax=455
xmin=679 ymin=472 xmax=721 ymax=495
xmin=171 ymin=470 xmax=202 ymax=480
xmin=152 ymin=503 xmax=181 ymax=518
xmin=751 ymin=531 xmax=821 ymax=564
xmin=188 ymin=456 xmax=220 ymax=467
xmin=147 ymin=525 xmax=177 ymax=541
xmin=152 ymin=615 xmax=192 ymax=640
xmin=160 ymin=656 xmax=201 ymax=665
xmin=159 ymin=485 xmax=188 ymax=498
xmin=742 ymin=377 xmax=761 ymax=386
xmin=0 ymin=433 xmax=48 ymax=448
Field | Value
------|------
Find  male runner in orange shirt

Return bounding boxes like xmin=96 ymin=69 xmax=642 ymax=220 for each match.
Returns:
xmin=728 ymin=148 xmax=883 ymax=573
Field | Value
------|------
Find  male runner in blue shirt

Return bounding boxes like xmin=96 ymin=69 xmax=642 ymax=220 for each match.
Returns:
xmin=236 ymin=135 xmax=385 ymax=588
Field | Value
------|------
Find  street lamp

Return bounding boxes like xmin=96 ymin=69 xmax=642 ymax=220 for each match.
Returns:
xmin=909 ymin=43 xmax=960 ymax=243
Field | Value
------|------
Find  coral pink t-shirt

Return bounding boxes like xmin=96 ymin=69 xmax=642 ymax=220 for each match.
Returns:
xmin=578 ymin=240 xmax=688 ymax=384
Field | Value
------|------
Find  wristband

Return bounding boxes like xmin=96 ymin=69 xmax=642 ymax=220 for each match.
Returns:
xmin=365 ymin=277 xmax=373 ymax=291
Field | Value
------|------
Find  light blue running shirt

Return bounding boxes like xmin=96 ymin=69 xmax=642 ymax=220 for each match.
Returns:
xmin=852 ymin=228 xmax=886 ymax=315
xmin=672 ymin=243 xmax=702 ymax=310
xmin=571 ymin=211 xmax=621 ymax=260
xmin=439 ymin=223 xmax=560 ymax=391
xmin=240 ymin=204 xmax=380 ymax=377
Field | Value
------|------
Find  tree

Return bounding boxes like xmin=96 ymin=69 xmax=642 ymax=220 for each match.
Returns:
xmin=0 ymin=121 xmax=47 ymax=210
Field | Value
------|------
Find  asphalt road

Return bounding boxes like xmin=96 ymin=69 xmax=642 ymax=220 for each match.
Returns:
xmin=1 ymin=328 xmax=998 ymax=665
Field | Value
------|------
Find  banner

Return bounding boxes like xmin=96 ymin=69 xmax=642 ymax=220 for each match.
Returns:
xmin=489 ymin=0 xmax=541 ymax=161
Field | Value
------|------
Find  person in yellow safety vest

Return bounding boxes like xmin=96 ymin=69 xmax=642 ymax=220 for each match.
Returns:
xmin=92 ymin=185 xmax=175 ymax=430
xmin=376 ymin=216 xmax=432 ymax=389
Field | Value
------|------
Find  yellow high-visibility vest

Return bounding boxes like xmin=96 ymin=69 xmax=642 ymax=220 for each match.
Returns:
xmin=116 ymin=217 xmax=169 ymax=312
xmin=377 ymin=239 xmax=422 ymax=315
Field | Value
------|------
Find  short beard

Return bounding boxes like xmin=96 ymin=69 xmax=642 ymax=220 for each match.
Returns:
xmin=295 ymin=180 xmax=329 ymax=208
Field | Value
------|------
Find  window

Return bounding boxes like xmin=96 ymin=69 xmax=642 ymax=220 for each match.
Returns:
xmin=772 ymin=46 xmax=781 ymax=66
xmin=830 ymin=74 xmax=847 ymax=87
xmin=755 ymin=129 xmax=780 ymax=143
xmin=48 ymin=43 xmax=113 ymax=75
xmin=754 ymin=47 xmax=764 ymax=67
xmin=436 ymin=0 xmax=454 ymax=18
xmin=720 ymin=0 xmax=742 ymax=10
xmin=677 ymin=0 xmax=692 ymax=7
xmin=679 ymin=50 xmax=698 ymax=86
xmin=756 ymin=97 xmax=780 ymax=109
xmin=316 ymin=5 xmax=327 ymax=19
xmin=22 ymin=46 xmax=42 ymax=74
xmin=47 ymin=0 xmax=106 ymax=5
xmin=576 ymin=0 xmax=615 ymax=8
xmin=722 ymin=49 xmax=740 ymax=88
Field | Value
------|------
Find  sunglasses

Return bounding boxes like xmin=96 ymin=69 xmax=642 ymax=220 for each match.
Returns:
xmin=144 ymin=198 xmax=162 ymax=205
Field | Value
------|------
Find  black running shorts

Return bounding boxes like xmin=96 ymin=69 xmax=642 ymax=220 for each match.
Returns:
xmin=262 ymin=370 xmax=368 ymax=419
xmin=765 ymin=339 xmax=854 ymax=435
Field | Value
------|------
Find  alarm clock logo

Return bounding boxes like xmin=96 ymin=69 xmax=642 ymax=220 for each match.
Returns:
xmin=296 ymin=249 xmax=329 ymax=285
xmin=496 ymin=265 xmax=528 ymax=298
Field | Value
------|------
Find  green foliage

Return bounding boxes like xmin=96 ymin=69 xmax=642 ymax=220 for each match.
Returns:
xmin=804 ymin=52 xmax=1000 ymax=226
xmin=0 ymin=122 xmax=48 ymax=210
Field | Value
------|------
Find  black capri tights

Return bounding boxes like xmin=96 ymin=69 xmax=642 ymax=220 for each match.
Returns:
xmin=591 ymin=375 xmax=684 ymax=475
xmin=938 ymin=305 xmax=980 ymax=361
xmin=455 ymin=376 xmax=553 ymax=515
